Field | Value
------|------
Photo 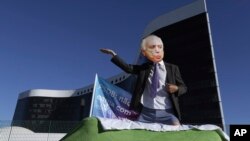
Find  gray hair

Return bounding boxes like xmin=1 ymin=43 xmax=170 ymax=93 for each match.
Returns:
xmin=140 ymin=35 xmax=163 ymax=50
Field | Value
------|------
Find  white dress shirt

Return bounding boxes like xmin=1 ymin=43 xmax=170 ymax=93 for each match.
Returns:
xmin=141 ymin=60 xmax=173 ymax=109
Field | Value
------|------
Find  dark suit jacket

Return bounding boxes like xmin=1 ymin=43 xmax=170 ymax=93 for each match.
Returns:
xmin=111 ymin=55 xmax=187 ymax=121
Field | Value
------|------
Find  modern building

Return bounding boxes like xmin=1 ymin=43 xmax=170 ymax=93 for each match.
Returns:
xmin=143 ymin=0 xmax=225 ymax=128
xmin=12 ymin=0 xmax=225 ymax=134
xmin=12 ymin=73 xmax=132 ymax=133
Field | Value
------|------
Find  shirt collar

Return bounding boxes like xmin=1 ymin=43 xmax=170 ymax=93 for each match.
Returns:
xmin=158 ymin=60 xmax=164 ymax=66
xmin=146 ymin=60 xmax=164 ymax=66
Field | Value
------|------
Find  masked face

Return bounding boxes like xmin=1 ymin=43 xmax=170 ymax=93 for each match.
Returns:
xmin=141 ymin=36 xmax=164 ymax=63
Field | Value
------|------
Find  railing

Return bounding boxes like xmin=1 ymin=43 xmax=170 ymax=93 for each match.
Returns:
xmin=0 ymin=120 xmax=80 ymax=141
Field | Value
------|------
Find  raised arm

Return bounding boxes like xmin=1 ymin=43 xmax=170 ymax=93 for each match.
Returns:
xmin=100 ymin=48 xmax=140 ymax=74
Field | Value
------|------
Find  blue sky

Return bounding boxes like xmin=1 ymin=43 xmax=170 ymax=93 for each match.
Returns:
xmin=0 ymin=0 xmax=249 ymax=127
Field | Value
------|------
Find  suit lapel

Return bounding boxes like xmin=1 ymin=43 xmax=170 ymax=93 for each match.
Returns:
xmin=165 ymin=62 xmax=172 ymax=84
xmin=145 ymin=63 xmax=153 ymax=79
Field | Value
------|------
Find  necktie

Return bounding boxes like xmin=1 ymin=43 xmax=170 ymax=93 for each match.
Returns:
xmin=151 ymin=63 xmax=159 ymax=98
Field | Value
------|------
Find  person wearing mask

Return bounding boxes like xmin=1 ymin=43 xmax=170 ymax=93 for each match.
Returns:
xmin=100 ymin=35 xmax=187 ymax=125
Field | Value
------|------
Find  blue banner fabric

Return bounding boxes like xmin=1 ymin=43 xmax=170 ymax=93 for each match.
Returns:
xmin=91 ymin=75 xmax=139 ymax=120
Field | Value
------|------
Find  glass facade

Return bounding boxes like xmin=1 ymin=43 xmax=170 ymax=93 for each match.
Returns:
xmin=151 ymin=13 xmax=224 ymax=128
xmin=12 ymin=93 xmax=92 ymax=133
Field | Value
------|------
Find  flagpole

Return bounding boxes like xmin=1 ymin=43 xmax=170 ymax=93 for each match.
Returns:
xmin=89 ymin=73 xmax=98 ymax=117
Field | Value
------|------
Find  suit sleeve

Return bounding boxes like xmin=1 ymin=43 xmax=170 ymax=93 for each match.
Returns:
xmin=111 ymin=55 xmax=140 ymax=74
xmin=174 ymin=65 xmax=187 ymax=96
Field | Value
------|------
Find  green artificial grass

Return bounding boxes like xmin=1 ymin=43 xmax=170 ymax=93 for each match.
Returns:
xmin=61 ymin=117 xmax=225 ymax=141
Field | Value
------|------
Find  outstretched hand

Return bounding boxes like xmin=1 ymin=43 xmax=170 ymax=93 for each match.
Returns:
xmin=100 ymin=48 xmax=116 ymax=56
